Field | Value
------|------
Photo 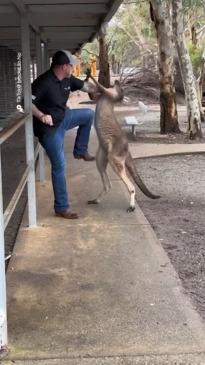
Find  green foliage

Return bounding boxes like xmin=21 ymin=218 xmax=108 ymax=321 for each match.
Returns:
xmin=188 ymin=43 xmax=204 ymax=76
xmin=106 ymin=1 xmax=157 ymax=70
xmin=81 ymin=39 xmax=99 ymax=64
xmin=183 ymin=0 xmax=205 ymax=9
xmin=183 ymin=0 xmax=205 ymax=26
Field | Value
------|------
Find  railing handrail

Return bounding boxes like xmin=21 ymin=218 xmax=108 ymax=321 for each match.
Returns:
xmin=0 ymin=111 xmax=42 ymax=231
xmin=3 ymin=163 xmax=30 ymax=230
xmin=0 ymin=112 xmax=29 ymax=145
xmin=3 ymin=143 xmax=40 ymax=231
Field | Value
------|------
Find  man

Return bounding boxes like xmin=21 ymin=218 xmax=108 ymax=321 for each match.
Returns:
xmin=32 ymin=50 xmax=97 ymax=219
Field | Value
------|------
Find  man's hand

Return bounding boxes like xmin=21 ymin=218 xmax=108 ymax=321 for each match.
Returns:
xmin=85 ymin=68 xmax=91 ymax=81
xmin=82 ymin=80 xmax=97 ymax=94
xmin=40 ymin=114 xmax=53 ymax=126
xmin=32 ymin=103 xmax=54 ymax=126
xmin=82 ymin=81 xmax=101 ymax=101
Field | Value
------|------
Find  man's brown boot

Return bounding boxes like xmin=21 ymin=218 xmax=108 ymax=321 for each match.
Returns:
xmin=74 ymin=152 xmax=95 ymax=161
xmin=55 ymin=209 xmax=79 ymax=219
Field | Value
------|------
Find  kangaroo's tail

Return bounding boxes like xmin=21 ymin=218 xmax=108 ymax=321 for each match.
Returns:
xmin=125 ymin=153 xmax=160 ymax=199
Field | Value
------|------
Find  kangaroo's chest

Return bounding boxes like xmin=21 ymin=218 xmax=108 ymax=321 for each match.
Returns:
xmin=94 ymin=100 xmax=121 ymax=142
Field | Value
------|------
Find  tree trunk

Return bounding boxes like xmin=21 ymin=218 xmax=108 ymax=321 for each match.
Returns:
xmin=197 ymin=57 xmax=205 ymax=122
xmin=150 ymin=0 xmax=180 ymax=134
xmin=190 ymin=18 xmax=204 ymax=123
xmin=98 ymin=31 xmax=110 ymax=87
xmin=196 ymin=77 xmax=205 ymax=122
xmin=172 ymin=0 xmax=202 ymax=139
xmin=191 ymin=25 xmax=197 ymax=48
xmin=111 ymin=54 xmax=120 ymax=75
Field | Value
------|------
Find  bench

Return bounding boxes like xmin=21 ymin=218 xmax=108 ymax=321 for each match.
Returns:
xmin=123 ymin=116 xmax=143 ymax=135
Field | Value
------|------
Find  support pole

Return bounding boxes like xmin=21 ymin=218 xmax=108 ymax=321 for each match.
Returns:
xmin=0 ymin=148 xmax=7 ymax=350
xmin=35 ymin=33 xmax=45 ymax=182
xmin=21 ymin=15 xmax=37 ymax=226
xmin=35 ymin=33 xmax=42 ymax=76
xmin=44 ymin=42 xmax=50 ymax=69
xmin=41 ymin=42 xmax=45 ymax=72
xmin=31 ymin=57 xmax=35 ymax=82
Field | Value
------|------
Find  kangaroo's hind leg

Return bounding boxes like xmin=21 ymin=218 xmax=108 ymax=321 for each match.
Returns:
xmin=108 ymin=154 xmax=135 ymax=212
xmin=88 ymin=146 xmax=111 ymax=204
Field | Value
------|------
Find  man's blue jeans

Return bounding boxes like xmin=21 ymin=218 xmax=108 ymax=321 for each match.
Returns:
xmin=40 ymin=108 xmax=94 ymax=212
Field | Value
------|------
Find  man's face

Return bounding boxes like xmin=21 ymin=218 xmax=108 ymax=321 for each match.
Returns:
xmin=63 ymin=63 xmax=73 ymax=77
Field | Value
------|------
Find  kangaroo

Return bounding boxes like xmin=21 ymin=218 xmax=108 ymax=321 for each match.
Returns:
xmin=88 ymin=76 xmax=159 ymax=212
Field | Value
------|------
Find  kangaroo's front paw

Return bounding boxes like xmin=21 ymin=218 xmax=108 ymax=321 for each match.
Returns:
xmin=88 ymin=199 xmax=99 ymax=205
xmin=127 ymin=206 xmax=135 ymax=213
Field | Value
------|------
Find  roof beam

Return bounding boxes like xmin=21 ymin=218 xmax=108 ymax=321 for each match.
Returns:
xmin=0 ymin=27 xmax=20 ymax=37
xmin=9 ymin=1 xmax=47 ymax=43
xmin=0 ymin=28 xmax=93 ymax=41
xmin=0 ymin=13 xmax=97 ymax=30
xmin=104 ymin=0 xmax=123 ymax=23
xmin=29 ymin=4 xmax=108 ymax=15
xmin=31 ymin=15 xmax=98 ymax=27
xmin=11 ymin=0 xmax=27 ymax=13
xmin=48 ymin=42 xmax=82 ymax=47
xmin=24 ymin=0 xmax=107 ymax=3
xmin=46 ymin=33 xmax=92 ymax=41
xmin=41 ymin=26 xmax=97 ymax=32
xmin=0 ymin=14 xmax=20 ymax=26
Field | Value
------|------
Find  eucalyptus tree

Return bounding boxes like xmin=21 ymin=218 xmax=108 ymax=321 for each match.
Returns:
xmin=173 ymin=0 xmax=202 ymax=138
xmin=150 ymin=0 xmax=180 ymax=134
xmin=183 ymin=0 xmax=205 ymax=122
xmin=98 ymin=25 xmax=111 ymax=87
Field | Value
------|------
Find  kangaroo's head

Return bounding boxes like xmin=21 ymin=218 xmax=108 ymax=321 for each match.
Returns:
xmin=89 ymin=75 xmax=124 ymax=104
xmin=113 ymin=80 xmax=124 ymax=103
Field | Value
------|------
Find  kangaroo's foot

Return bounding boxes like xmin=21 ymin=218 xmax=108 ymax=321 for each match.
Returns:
xmin=127 ymin=205 xmax=135 ymax=213
xmin=88 ymin=199 xmax=99 ymax=205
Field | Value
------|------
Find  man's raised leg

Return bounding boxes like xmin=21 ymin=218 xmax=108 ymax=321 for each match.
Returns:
xmin=62 ymin=108 xmax=95 ymax=161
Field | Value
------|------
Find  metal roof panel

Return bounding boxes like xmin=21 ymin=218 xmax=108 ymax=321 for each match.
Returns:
xmin=0 ymin=0 xmax=123 ymax=53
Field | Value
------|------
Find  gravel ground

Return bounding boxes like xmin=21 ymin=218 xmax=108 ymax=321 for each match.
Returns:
xmin=135 ymin=153 xmax=205 ymax=319
xmin=127 ymin=104 xmax=205 ymax=320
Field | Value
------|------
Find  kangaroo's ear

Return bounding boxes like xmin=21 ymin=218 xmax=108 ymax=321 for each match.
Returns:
xmin=114 ymin=80 xmax=123 ymax=93
xmin=114 ymin=80 xmax=124 ymax=101
xmin=114 ymin=80 xmax=121 ymax=87
xmin=114 ymin=80 xmax=122 ymax=92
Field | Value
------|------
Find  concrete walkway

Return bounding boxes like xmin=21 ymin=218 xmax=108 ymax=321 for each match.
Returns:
xmin=3 ymin=130 xmax=205 ymax=364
